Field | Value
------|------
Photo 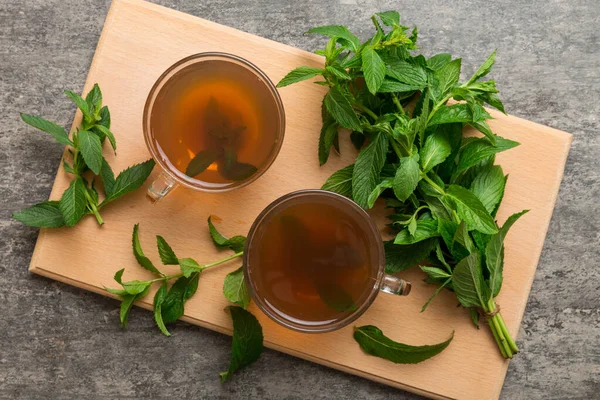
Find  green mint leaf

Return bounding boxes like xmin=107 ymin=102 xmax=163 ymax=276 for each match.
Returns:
xmin=453 ymin=221 xmax=476 ymax=254
xmin=131 ymin=224 xmax=162 ymax=275
xmin=341 ymin=53 xmax=362 ymax=69
xmin=161 ymin=272 xmax=200 ymax=324
xmin=427 ymin=53 xmax=452 ymax=71
xmin=425 ymin=196 xmax=451 ymax=220
xmin=407 ymin=216 xmax=418 ymax=237
xmin=436 ymin=58 xmax=461 ymax=97
xmin=119 ymin=284 xmax=151 ymax=328
xmin=324 ymin=86 xmax=362 ymax=132
xmin=470 ymin=165 xmax=505 ymax=214
xmin=63 ymin=160 xmax=75 ymax=174
xmin=367 ymin=178 xmax=393 ymax=209
xmin=207 ymin=216 xmax=246 ymax=253
xmin=306 ymin=25 xmax=360 ymax=52
xmin=377 ymin=79 xmax=421 ymax=93
xmin=104 ymin=159 xmax=155 ymax=203
xmin=156 ymin=235 xmax=178 ymax=265
xmin=428 ymin=103 xmax=489 ymax=126
xmin=362 ymin=46 xmax=386 ymax=94
xmin=468 ymin=308 xmax=480 ymax=328
xmin=325 ymin=65 xmax=352 ymax=80
xmin=59 ymin=178 xmax=87 ymax=227
xmin=469 ymin=120 xmax=496 ymax=145
xmin=354 ymin=325 xmax=453 ymax=364
xmin=384 ymin=238 xmax=436 ymax=274
xmin=421 ymin=278 xmax=452 ymax=312
xmin=85 ymin=83 xmax=102 ymax=115
xmin=223 ymin=267 xmax=250 ymax=309
xmin=153 ymin=282 xmax=170 ymax=336
xmin=178 ymin=258 xmax=202 ymax=277
xmin=485 ymin=210 xmax=529 ymax=297
xmin=318 ymin=122 xmax=339 ymax=166
xmin=20 ymin=113 xmax=74 ymax=146
xmin=386 ymin=61 xmax=427 ymax=88
xmin=93 ymin=124 xmax=117 ymax=153
xmin=482 ymin=92 xmax=506 ymax=114
xmin=317 ymin=283 xmax=358 ymax=313
xmin=100 ymin=159 xmax=115 ymax=197
xmin=393 ymin=152 xmax=421 ymax=202
xmin=437 ymin=218 xmax=458 ymax=250
xmin=186 ymin=150 xmax=218 ymax=177
xmin=121 ymin=280 xmax=152 ymax=295
xmin=437 ymin=123 xmax=464 ymax=181
xmin=394 ymin=219 xmax=440 ymax=244
xmin=415 ymin=90 xmax=431 ymax=144
xmin=77 ymin=130 xmax=103 ymax=174
xmin=64 ymin=90 xmax=92 ymax=119
xmin=98 ymin=106 xmax=111 ymax=128
xmin=452 ymin=252 xmax=490 ymax=308
xmin=420 ymin=266 xmax=451 ymax=280
xmin=13 ymin=201 xmax=65 ymax=228
xmin=420 ymin=130 xmax=452 ymax=173
xmin=376 ymin=11 xmax=400 ymax=26
xmin=468 ymin=50 xmax=496 ymax=84
xmin=443 ymin=185 xmax=498 ymax=234
xmin=456 ymin=136 xmax=519 ymax=174
xmin=276 ymin=66 xmax=323 ymax=88
xmin=352 ymin=132 xmax=388 ymax=208
xmin=321 ymin=164 xmax=354 ymax=197
xmin=220 ymin=306 xmax=264 ymax=383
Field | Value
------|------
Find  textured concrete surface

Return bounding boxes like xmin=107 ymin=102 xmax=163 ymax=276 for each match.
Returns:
xmin=1 ymin=0 xmax=599 ymax=399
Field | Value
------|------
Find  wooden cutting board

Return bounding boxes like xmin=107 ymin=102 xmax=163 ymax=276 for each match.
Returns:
xmin=29 ymin=0 xmax=572 ymax=398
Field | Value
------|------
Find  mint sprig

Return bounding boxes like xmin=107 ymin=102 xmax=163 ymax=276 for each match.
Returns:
xmin=13 ymin=84 xmax=155 ymax=228
xmin=279 ymin=11 xmax=525 ymax=359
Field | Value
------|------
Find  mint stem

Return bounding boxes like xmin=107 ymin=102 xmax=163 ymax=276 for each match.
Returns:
xmin=420 ymin=172 xmax=446 ymax=195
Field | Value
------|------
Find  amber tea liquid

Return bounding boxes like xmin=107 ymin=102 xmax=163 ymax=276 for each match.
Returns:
xmin=149 ymin=59 xmax=280 ymax=188
xmin=247 ymin=195 xmax=381 ymax=328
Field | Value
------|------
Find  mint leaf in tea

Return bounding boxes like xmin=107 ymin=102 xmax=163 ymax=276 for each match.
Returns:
xmin=149 ymin=59 xmax=280 ymax=186
xmin=246 ymin=195 xmax=380 ymax=328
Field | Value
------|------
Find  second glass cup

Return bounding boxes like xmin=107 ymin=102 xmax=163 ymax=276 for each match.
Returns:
xmin=143 ymin=52 xmax=286 ymax=202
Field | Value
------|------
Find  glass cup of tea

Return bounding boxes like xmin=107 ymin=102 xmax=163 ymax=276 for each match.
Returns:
xmin=142 ymin=52 xmax=285 ymax=202
xmin=243 ymin=190 xmax=411 ymax=333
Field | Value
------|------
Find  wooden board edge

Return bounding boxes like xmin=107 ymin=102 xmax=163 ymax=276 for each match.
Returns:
xmin=29 ymin=264 xmax=453 ymax=400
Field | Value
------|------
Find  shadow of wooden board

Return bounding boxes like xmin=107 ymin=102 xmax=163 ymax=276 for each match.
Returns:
xmin=28 ymin=0 xmax=572 ymax=398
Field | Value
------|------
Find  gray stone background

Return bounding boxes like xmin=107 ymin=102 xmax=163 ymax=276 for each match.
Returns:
xmin=1 ymin=0 xmax=599 ymax=399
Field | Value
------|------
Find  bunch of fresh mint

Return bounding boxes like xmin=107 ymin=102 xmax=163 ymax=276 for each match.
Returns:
xmin=278 ymin=11 xmax=526 ymax=358
xmin=13 ymin=84 xmax=155 ymax=228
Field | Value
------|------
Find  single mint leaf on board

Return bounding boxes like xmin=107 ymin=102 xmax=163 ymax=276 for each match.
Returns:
xmin=276 ymin=66 xmax=323 ymax=88
xmin=161 ymin=272 xmax=200 ymax=324
xmin=324 ymin=86 xmax=362 ymax=132
xmin=352 ymin=132 xmax=388 ymax=208
xmin=317 ymin=283 xmax=358 ymax=313
xmin=186 ymin=150 xmax=219 ymax=177
xmin=132 ymin=224 xmax=162 ymax=275
xmin=178 ymin=258 xmax=202 ymax=277
xmin=420 ymin=130 xmax=451 ymax=173
xmin=77 ymin=130 xmax=103 ymax=174
xmin=384 ymin=238 xmax=436 ymax=274
xmin=13 ymin=201 xmax=65 ymax=228
xmin=321 ymin=164 xmax=354 ymax=197
xmin=104 ymin=159 xmax=155 ymax=203
xmin=223 ymin=267 xmax=250 ymax=309
xmin=318 ymin=122 xmax=339 ymax=166
xmin=452 ymin=252 xmax=489 ymax=308
xmin=470 ymin=165 xmax=505 ymax=214
xmin=93 ymin=124 xmax=117 ymax=153
xmin=20 ymin=113 xmax=74 ymax=146
xmin=468 ymin=50 xmax=496 ymax=84
xmin=64 ymin=90 xmax=92 ymax=120
xmin=393 ymin=153 xmax=421 ymax=202
xmin=376 ymin=11 xmax=400 ymax=26
xmin=306 ymin=25 xmax=360 ymax=52
xmin=456 ymin=136 xmax=519 ymax=174
xmin=362 ymin=46 xmax=386 ymax=94
xmin=394 ymin=219 xmax=440 ymax=244
xmin=153 ymin=282 xmax=170 ymax=336
xmin=386 ymin=61 xmax=427 ymax=88
xmin=485 ymin=210 xmax=529 ymax=297
xmin=353 ymin=325 xmax=454 ymax=364
xmin=207 ymin=216 xmax=246 ymax=253
xmin=427 ymin=53 xmax=452 ymax=71
xmin=443 ymin=185 xmax=498 ymax=234
xmin=220 ymin=306 xmax=264 ymax=383
xmin=435 ymin=58 xmax=461 ymax=97
xmin=156 ymin=235 xmax=178 ymax=265
xmin=59 ymin=178 xmax=87 ymax=227
xmin=100 ymin=159 xmax=115 ymax=198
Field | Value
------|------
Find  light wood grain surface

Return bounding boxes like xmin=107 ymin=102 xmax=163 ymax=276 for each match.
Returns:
xmin=29 ymin=0 xmax=572 ymax=399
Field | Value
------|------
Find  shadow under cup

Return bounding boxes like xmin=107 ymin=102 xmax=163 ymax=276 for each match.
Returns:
xmin=243 ymin=190 xmax=411 ymax=334
xmin=143 ymin=53 xmax=285 ymax=201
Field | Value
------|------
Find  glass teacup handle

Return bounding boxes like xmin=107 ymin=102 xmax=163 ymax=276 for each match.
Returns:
xmin=146 ymin=171 xmax=177 ymax=203
xmin=380 ymin=274 xmax=411 ymax=296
